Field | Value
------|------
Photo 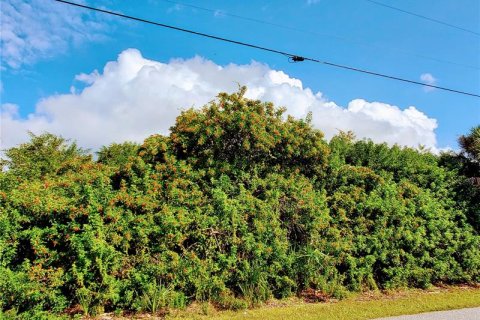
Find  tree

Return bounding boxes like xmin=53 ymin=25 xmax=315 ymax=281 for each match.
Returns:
xmin=458 ymin=125 xmax=480 ymax=178
xmin=1 ymin=132 xmax=91 ymax=180
xmin=169 ymin=86 xmax=330 ymax=179
xmin=459 ymin=126 xmax=480 ymax=162
xmin=439 ymin=125 xmax=480 ymax=233
xmin=97 ymin=142 xmax=139 ymax=168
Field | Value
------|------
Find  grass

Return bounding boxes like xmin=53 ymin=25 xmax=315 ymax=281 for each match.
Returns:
xmin=165 ymin=285 xmax=480 ymax=320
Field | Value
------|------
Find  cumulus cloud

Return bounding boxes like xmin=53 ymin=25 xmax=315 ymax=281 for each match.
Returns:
xmin=0 ymin=49 xmax=438 ymax=152
xmin=420 ymin=73 xmax=437 ymax=92
xmin=0 ymin=0 xmax=108 ymax=69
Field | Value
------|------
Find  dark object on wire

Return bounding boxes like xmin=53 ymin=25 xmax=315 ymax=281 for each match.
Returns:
xmin=289 ymin=56 xmax=305 ymax=63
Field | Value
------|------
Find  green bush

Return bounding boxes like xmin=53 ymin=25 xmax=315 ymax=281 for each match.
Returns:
xmin=0 ymin=88 xmax=478 ymax=317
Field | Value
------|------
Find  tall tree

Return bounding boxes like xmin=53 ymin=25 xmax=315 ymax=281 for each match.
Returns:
xmin=458 ymin=125 xmax=480 ymax=178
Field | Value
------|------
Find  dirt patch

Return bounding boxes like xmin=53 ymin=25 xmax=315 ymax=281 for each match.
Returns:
xmin=300 ymin=288 xmax=329 ymax=303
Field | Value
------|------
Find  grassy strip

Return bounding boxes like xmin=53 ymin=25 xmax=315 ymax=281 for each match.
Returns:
xmin=167 ymin=286 xmax=480 ymax=320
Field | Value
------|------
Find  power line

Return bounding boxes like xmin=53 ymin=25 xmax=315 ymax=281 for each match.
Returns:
xmin=364 ymin=0 xmax=480 ymax=36
xmin=52 ymin=0 xmax=480 ymax=98
xmin=160 ymin=0 xmax=479 ymax=70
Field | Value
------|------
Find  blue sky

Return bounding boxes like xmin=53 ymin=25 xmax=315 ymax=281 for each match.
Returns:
xmin=1 ymin=0 xmax=479 ymax=151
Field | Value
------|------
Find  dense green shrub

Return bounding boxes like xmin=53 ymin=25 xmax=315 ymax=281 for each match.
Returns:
xmin=0 ymin=89 xmax=478 ymax=318
xmin=439 ymin=126 xmax=480 ymax=233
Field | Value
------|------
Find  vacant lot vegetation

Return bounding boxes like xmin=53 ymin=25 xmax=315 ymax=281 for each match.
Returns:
xmin=1 ymin=88 xmax=479 ymax=319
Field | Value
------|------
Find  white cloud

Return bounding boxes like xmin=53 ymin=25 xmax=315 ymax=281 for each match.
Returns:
xmin=0 ymin=0 xmax=108 ymax=69
xmin=420 ymin=73 xmax=437 ymax=92
xmin=0 ymin=49 xmax=439 ymax=152
xmin=309 ymin=100 xmax=437 ymax=151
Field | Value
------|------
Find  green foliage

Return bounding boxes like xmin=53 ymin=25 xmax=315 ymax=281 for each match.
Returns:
xmin=459 ymin=126 xmax=480 ymax=164
xmin=170 ymin=87 xmax=329 ymax=178
xmin=97 ymin=142 xmax=140 ymax=168
xmin=0 ymin=89 xmax=478 ymax=318
xmin=438 ymin=125 xmax=480 ymax=233
xmin=134 ymin=281 xmax=186 ymax=313
xmin=1 ymin=132 xmax=90 ymax=180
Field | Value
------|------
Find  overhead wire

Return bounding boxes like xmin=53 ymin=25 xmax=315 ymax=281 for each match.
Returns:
xmin=52 ymin=0 xmax=480 ymax=98
xmin=160 ymin=0 xmax=479 ymax=70
xmin=364 ymin=0 xmax=480 ymax=36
